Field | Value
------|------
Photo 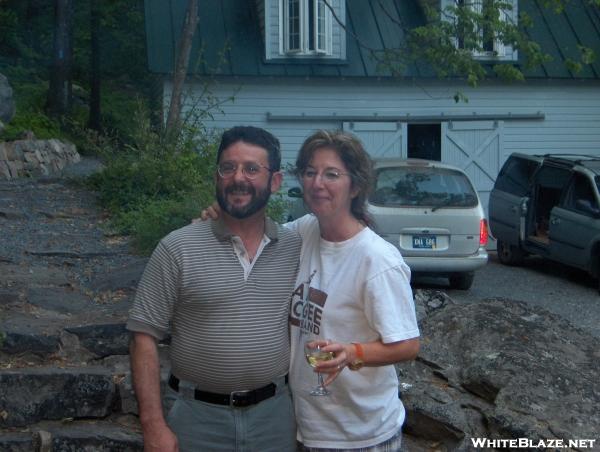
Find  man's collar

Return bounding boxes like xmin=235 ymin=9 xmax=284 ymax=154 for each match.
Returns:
xmin=211 ymin=216 xmax=279 ymax=242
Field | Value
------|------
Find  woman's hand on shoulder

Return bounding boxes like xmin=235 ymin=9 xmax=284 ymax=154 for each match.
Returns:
xmin=192 ymin=202 xmax=221 ymax=223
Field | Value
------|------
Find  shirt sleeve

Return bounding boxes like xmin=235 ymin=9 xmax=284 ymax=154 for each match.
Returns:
xmin=363 ymin=263 xmax=420 ymax=344
xmin=126 ymin=240 xmax=180 ymax=340
xmin=282 ymin=214 xmax=316 ymax=238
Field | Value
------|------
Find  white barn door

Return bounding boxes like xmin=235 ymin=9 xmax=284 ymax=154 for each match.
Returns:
xmin=343 ymin=122 xmax=407 ymax=159
xmin=442 ymin=120 xmax=502 ymax=215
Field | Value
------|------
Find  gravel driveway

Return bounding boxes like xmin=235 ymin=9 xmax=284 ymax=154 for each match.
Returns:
xmin=413 ymin=250 xmax=600 ymax=339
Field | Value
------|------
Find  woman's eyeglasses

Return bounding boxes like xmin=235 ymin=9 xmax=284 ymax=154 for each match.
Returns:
xmin=301 ymin=169 xmax=351 ymax=183
xmin=217 ymin=162 xmax=272 ymax=180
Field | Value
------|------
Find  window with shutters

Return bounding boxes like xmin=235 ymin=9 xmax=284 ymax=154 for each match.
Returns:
xmin=282 ymin=0 xmax=332 ymax=55
xmin=448 ymin=0 xmax=517 ymax=61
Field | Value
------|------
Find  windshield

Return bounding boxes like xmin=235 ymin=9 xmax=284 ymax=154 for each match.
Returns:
xmin=370 ymin=166 xmax=478 ymax=208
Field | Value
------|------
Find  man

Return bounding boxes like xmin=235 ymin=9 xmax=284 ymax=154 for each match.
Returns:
xmin=127 ymin=126 xmax=301 ymax=451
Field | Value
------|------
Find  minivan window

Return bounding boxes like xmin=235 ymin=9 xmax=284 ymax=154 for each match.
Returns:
xmin=494 ymin=157 xmax=539 ymax=196
xmin=370 ymin=166 xmax=477 ymax=207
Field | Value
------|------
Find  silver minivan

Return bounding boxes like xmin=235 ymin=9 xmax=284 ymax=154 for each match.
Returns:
xmin=369 ymin=159 xmax=488 ymax=289
xmin=288 ymin=158 xmax=489 ymax=289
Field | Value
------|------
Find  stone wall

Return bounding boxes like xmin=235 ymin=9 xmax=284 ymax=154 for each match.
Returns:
xmin=0 ymin=138 xmax=81 ymax=180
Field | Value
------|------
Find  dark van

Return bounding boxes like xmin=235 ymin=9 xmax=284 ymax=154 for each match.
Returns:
xmin=489 ymin=153 xmax=600 ymax=292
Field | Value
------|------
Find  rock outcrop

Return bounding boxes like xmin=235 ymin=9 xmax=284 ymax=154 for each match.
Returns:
xmin=400 ymin=293 xmax=600 ymax=451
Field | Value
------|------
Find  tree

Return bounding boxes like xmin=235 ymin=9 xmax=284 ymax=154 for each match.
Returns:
xmin=165 ymin=0 xmax=199 ymax=136
xmin=325 ymin=0 xmax=599 ymax=100
xmin=88 ymin=0 xmax=101 ymax=131
xmin=47 ymin=0 xmax=74 ymax=117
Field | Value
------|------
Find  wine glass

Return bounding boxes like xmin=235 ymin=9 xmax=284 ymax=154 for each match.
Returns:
xmin=304 ymin=337 xmax=333 ymax=396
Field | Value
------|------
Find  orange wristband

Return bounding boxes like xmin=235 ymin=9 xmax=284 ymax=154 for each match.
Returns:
xmin=348 ymin=342 xmax=365 ymax=371
xmin=352 ymin=342 xmax=364 ymax=361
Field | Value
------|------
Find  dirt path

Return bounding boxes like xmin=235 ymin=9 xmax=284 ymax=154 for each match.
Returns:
xmin=0 ymin=159 xmax=148 ymax=367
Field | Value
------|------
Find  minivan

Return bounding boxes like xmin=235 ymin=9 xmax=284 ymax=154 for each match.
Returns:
xmin=489 ymin=153 xmax=600 ymax=292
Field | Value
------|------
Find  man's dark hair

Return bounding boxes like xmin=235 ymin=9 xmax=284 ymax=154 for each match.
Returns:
xmin=216 ymin=126 xmax=281 ymax=171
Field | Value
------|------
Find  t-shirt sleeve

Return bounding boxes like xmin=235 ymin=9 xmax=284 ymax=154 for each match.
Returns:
xmin=363 ymin=262 xmax=420 ymax=344
xmin=282 ymin=214 xmax=316 ymax=239
xmin=126 ymin=240 xmax=180 ymax=340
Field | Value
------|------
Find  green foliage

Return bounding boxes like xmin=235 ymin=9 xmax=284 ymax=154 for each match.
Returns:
xmin=377 ymin=0 xmax=596 ymax=99
xmin=86 ymin=104 xmax=217 ymax=254
xmin=0 ymin=0 xmax=149 ymax=141
xmin=266 ymin=191 xmax=291 ymax=225
xmin=493 ymin=63 xmax=525 ymax=81
xmin=0 ymin=77 xmax=62 ymax=140
xmin=87 ymin=102 xmax=288 ymax=254
xmin=119 ymin=197 xmax=209 ymax=255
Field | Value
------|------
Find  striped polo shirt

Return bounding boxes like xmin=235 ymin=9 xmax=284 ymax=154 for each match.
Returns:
xmin=127 ymin=218 xmax=302 ymax=393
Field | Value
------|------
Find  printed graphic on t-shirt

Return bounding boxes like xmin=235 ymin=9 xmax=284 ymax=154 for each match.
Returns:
xmin=289 ymin=270 xmax=327 ymax=335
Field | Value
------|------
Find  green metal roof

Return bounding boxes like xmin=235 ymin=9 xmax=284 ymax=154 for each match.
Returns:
xmin=144 ymin=0 xmax=600 ymax=79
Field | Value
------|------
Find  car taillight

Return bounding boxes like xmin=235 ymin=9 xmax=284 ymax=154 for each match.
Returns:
xmin=480 ymin=219 xmax=489 ymax=246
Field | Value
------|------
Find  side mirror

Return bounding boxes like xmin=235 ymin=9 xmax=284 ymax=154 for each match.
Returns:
xmin=288 ymin=187 xmax=303 ymax=198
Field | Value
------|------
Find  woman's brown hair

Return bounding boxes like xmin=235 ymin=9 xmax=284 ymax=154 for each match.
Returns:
xmin=294 ymin=130 xmax=374 ymax=226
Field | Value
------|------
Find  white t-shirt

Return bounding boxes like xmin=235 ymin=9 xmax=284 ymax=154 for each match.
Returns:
xmin=286 ymin=215 xmax=420 ymax=449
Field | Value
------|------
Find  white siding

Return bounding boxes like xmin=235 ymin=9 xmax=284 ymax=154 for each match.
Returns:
xmin=265 ymin=0 xmax=281 ymax=59
xmin=164 ymin=77 xmax=600 ymax=206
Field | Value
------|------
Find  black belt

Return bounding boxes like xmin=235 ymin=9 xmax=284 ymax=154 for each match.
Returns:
xmin=168 ymin=374 xmax=287 ymax=408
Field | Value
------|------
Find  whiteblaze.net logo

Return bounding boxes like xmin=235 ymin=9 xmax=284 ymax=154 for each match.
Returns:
xmin=470 ymin=438 xmax=597 ymax=449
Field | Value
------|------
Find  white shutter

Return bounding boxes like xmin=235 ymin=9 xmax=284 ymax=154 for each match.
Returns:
xmin=343 ymin=122 xmax=407 ymax=159
xmin=442 ymin=120 xmax=503 ymax=215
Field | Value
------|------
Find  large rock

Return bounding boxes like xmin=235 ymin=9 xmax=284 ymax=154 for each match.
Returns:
xmin=65 ymin=323 xmax=131 ymax=358
xmin=0 ymin=367 xmax=117 ymax=427
xmin=43 ymin=423 xmax=143 ymax=451
xmin=0 ymin=73 xmax=15 ymax=125
xmin=398 ymin=297 xmax=600 ymax=450
xmin=0 ymin=423 xmax=143 ymax=452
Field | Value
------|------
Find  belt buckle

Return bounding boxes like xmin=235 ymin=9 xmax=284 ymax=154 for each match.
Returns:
xmin=230 ymin=389 xmax=252 ymax=407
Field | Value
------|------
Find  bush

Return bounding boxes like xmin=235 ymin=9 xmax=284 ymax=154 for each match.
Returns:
xmin=120 ymin=197 xmax=210 ymax=255
xmin=0 ymin=78 xmax=62 ymax=140
xmin=88 ymin=107 xmax=288 ymax=255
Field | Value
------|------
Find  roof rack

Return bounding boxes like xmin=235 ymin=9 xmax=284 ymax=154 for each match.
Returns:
xmin=542 ymin=154 xmax=600 ymax=165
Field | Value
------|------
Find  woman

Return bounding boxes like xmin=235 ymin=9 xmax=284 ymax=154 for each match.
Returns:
xmin=287 ymin=130 xmax=419 ymax=451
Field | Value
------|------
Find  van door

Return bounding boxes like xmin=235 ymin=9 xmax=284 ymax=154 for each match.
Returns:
xmin=549 ymin=173 xmax=600 ymax=269
xmin=526 ymin=165 xmax=572 ymax=250
xmin=489 ymin=155 xmax=541 ymax=245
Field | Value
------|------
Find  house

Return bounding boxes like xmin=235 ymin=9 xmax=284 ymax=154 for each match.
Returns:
xmin=144 ymin=0 xmax=600 ymax=212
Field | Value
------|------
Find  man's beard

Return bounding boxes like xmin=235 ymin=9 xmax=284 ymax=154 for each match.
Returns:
xmin=216 ymin=179 xmax=272 ymax=219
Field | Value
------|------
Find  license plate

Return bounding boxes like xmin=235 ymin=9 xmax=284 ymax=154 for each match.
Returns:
xmin=412 ymin=235 xmax=436 ymax=249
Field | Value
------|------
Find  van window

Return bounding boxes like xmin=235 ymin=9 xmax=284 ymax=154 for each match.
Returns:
xmin=370 ymin=166 xmax=477 ymax=207
xmin=563 ymin=173 xmax=599 ymax=215
xmin=494 ymin=157 xmax=539 ymax=196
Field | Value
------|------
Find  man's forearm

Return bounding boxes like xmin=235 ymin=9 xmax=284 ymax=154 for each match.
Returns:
xmin=130 ymin=332 xmax=166 ymax=428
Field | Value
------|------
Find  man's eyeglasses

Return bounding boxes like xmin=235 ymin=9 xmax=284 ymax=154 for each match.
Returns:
xmin=217 ymin=162 xmax=272 ymax=180
xmin=301 ymin=168 xmax=351 ymax=183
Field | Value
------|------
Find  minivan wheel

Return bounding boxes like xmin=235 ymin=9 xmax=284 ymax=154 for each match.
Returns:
xmin=449 ymin=272 xmax=475 ymax=290
xmin=496 ymin=240 xmax=525 ymax=266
